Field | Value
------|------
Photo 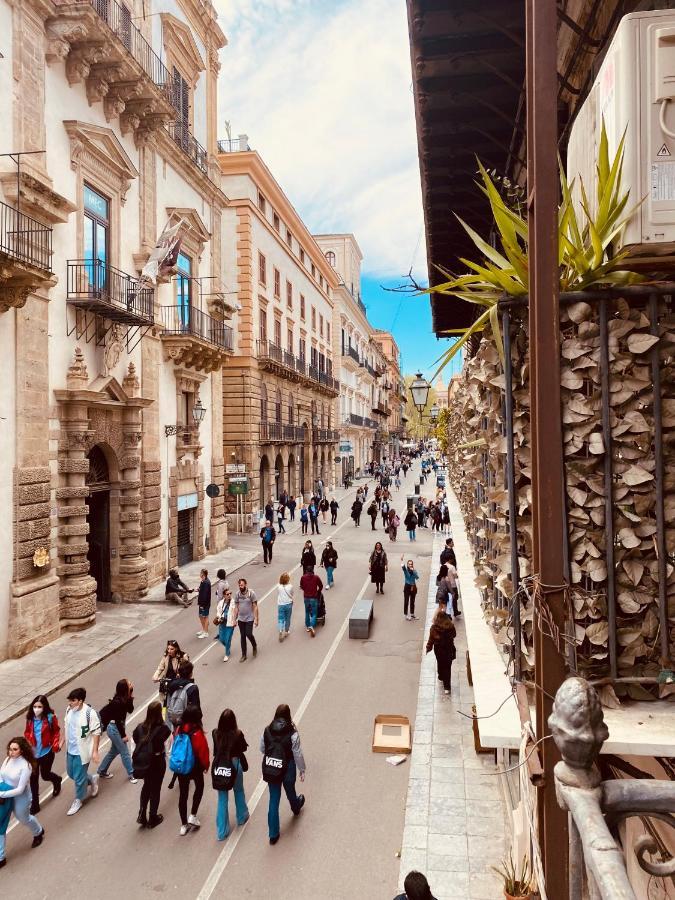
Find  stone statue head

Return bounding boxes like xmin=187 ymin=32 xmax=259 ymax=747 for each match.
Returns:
xmin=548 ymin=677 xmax=609 ymax=770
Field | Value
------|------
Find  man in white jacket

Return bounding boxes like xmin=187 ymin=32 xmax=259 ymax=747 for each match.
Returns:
xmin=60 ymin=687 xmax=101 ymax=816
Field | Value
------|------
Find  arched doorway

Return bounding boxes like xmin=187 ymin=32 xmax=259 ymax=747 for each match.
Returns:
xmin=259 ymin=454 xmax=270 ymax=511
xmin=86 ymin=445 xmax=111 ymax=603
xmin=274 ymin=453 xmax=283 ymax=498
xmin=288 ymin=453 xmax=295 ymax=496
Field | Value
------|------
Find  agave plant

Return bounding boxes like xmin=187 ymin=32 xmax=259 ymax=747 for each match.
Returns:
xmin=426 ymin=121 xmax=643 ymax=377
xmin=491 ymin=853 xmax=534 ymax=897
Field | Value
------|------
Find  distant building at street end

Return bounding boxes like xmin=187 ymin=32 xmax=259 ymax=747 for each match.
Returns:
xmin=370 ymin=331 xmax=405 ymax=459
xmin=217 ymin=148 xmax=340 ymax=523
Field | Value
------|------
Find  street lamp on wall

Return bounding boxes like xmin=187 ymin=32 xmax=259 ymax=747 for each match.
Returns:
xmin=164 ymin=398 xmax=207 ymax=437
xmin=430 ymin=403 xmax=439 ymax=424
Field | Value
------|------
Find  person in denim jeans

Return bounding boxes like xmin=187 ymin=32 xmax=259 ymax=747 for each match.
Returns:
xmin=0 ymin=737 xmax=45 ymax=866
xmin=98 ymin=678 xmax=137 ymax=783
xmin=215 ymin=570 xmax=235 ymax=661
xmin=320 ymin=541 xmax=338 ymax=590
xmin=260 ymin=704 xmax=305 ymax=845
xmin=211 ymin=709 xmax=249 ymax=840
xmin=276 ymin=572 xmax=294 ymax=642
xmin=61 ymin=687 xmax=101 ymax=816
xmin=299 ymin=567 xmax=322 ymax=638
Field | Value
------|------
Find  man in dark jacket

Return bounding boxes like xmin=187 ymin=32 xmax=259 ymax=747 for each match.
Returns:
xmin=299 ymin=566 xmax=323 ymax=637
xmin=165 ymin=568 xmax=193 ymax=607
xmin=196 ymin=568 xmax=211 ymax=638
xmin=260 ymin=522 xmax=276 ymax=565
xmin=440 ymin=538 xmax=457 ymax=569
xmin=264 ymin=499 xmax=274 ymax=524
xmin=329 ymin=498 xmax=339 ymax=525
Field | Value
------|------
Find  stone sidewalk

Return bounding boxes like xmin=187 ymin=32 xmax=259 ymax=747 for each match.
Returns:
xmin=0 ymin=542 xmax=257 ymax=726
xmin=397 ymin=531 xmax=506 ymax=900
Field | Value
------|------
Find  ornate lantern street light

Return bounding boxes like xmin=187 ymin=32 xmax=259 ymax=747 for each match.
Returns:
xmin=409 ymin=372 xmax=430 ymax=414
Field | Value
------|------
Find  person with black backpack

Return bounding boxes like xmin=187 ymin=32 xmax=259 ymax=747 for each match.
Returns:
xmin=169 ymin=705 xmax=209 ymax=836
xmin=131 ymin=701 xmax=170 ymax=828
xmin=211 ymin=709 xmax=249 ymax=841
xmin=260 ymin=703 xmax=306 ymax=845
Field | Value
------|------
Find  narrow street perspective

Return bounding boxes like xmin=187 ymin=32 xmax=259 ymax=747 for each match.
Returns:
xmin=1 ymin=1 xmax=675 ymax=899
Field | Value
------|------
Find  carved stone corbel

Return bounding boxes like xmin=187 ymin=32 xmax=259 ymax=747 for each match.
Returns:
xmin=0 ymin=283 xmax=32 ymax=313
xmin=120 ymin=112 xmax=141 ymax=136
xmin=86 ymin=74 xmax=111 ymax=105
xmin=65 ymin=44 xmax=105 ymax=85
xmin=104 ymin=92 xmax=126 ymax=121
xmin=45 ymin=20 xmax=88 ymax=65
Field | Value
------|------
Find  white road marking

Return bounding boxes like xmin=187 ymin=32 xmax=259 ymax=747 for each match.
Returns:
xmin=7 ymin=500 xmax=360 ymax=832
xmin=195 ymin=572 xmax=371 ymax=900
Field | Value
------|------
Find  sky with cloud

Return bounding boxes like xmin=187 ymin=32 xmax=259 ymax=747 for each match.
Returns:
xmin=214 ymin=0 xmax=458 ymax=379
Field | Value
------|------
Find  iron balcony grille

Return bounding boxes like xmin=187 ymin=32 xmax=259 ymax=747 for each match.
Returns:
xmin=295 ymin=356 xmax=306 ymax=376
xmin=260 ymin=422 xmax=283 ymax=442
xmin=313 ymin=428 xmax=339 ymax=444
xmin=66 ymin=259 xmax=154 ymax=324
xmin=167 ymin=121 xmax=208 ymax=174
xmin=257 ymin=339 xmax=284 ymax=365
xmin=89 ymin=0 xmax=173 ymax=98
xmin=216 ymin=137 xmax=251 ymax=153
xmin=349 ymin=413 xmax=365 ymax=427
xmin=0 ymin=200 xmax=52 ymax=272
xmin=342 ymin=345 xmax=360 ymax=363
xmin=160 ymin=304 xmax=232 ymax=350
xmin=373 ymin=402 xmax=390 ymax=416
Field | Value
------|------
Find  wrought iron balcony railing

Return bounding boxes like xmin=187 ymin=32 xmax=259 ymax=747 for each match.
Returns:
xmin=260 ymin=422 xmax=284 ymax=443
xmin=88 ymin=0 xmax=173 ymax=97
xmin=349 ymin=413 xmax=364 ymax=427
xmin=166 ymin=121 xmax=208 ymax=175
xmin=257 ymin=339 xmax=284 ymax=365
xmin=217 ymin=137 xmax=251 ymax=153
xmin=1 ymin=200 xmax=52 ymax=273
xmin=160 ymin=304 xmax=233 ymax=350
xmin=342 ymin=345 xmax=360 ymax=364
xmin=66 ymin=259 xmax=154 ymax=324
xmin=373 ymin=401 xmax=390 ymax=417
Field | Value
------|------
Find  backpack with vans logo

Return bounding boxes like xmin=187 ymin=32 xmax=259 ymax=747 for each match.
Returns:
xmin=169 ymin=731 xmax=195 ymax=775
xmin=211 ymin=743 xmax=237 ymax=791
xmin=166 ymin=684 xmax=190 ymax=726
xmin=261 ymin=726 xmax=290 ymax=784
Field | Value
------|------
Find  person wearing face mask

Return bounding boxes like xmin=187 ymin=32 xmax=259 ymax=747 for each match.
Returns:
xmin=24 ymin=695 xmax=62 ymax=814
xmin=400 ymin=556 xmax=420 ymax=620
xmin=0 ymin=737 xmax=45 ymax=867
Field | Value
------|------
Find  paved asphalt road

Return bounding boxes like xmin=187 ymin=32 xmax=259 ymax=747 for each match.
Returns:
xmin=0 ymin=468 xmax=435 ymax=899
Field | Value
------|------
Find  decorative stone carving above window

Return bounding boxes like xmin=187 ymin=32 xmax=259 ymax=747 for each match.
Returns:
xmin=64 ymin=121 xmax=139 ymax=206
xmin=160 ymin=13 xmax=206 ymax=87
xmin=165 ymin=207 xmax=210 ymax=262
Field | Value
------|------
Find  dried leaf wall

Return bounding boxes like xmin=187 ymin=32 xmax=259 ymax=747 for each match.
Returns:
xmin=445 ymin=296 xmax=675 ymax=700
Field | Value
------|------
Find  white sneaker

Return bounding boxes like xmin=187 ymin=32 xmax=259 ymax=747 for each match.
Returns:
xmin=67 ymin=799 xmax=82 ymax=816
xmin=405 ymin=614 xmax=411 ymax=621
xmin=129 ymin=776 xmax=138 ymax=784
xmin=197 ymin=632 xmax=208 ymax=639
xmin=90 ymin=774 xmax=100 ymax=797
xmin=99 ymin=771 xmax=114 ymax=779
xmin=223 ymin=655 xmax=230 ymax=661
xmin=180 ymin=824 xmax=189 ymax=836
xmin=188 ymin=814 xmax=201 ymax=827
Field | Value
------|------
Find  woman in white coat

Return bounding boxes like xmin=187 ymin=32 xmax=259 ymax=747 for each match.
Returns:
xmin=0 ymin=736 xmax=45 ymax=867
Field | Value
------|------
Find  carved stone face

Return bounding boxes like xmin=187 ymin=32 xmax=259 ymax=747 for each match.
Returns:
xmin=548 ymin=677 xmax=609 ymax=770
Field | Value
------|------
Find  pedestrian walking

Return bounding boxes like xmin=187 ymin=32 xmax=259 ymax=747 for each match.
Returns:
xmin=401 ymin=556 xmax=419 ymax=620
xmin=404 ymin=508 xmax=418 ymax=541
xmin=24 ymin=695 xmax=62 ymax=814
xmin=319 ymin=496 xmax=329 ymax=523
xmin=234 ymin=578 xmax=258 ymax=661
xmin=264 ymin=499 xmax=274 ymax=524
xmin=153 ymin=640 xmax=190 ymax=720
xmin=300 ymin=540 xmax=316 ymax=573
xmin=363 ymin=484 xmax=369 ymax=500
xmin=166 ymin=660 xmax=201 ymax=725
xmin=260 ymin=703 xmax=306 ymax=845
xmin=0 ymin=737 xmax=45 ymax=866
xmin=300 ymin=503 xmax=309 ymax=534
xmin=308 ymin=499 xmax=320 ymax=534
xmin=426 ymin=610 xmax=456 ymax=694
xmin=260 ymin=521 xmax=276 ymax=566
xmin=277 ymin=572 xmax=294 ymax=641
xmin=381 ymin=499 xmax=390 ymax=529
xmin=320 ymin=541 xmax=338 ymax=590
xmin=214 ymin=571 xmax=235 ymax=661
xmin=394 ymin=870 xmax=438 ymax=900
xmin=435 ymin=564 xmax=461 ymax=616
xmin=394 ymin=475 xmax=401 ymax=490
xmin=367 ymin=499 xmax=378 ymax=530
xmin=442 ymin=504 xmax=450 ymax=534
xmin=196 ymin=568 xmax=212 ymax=639
xmin=97 ymin=678 xmax=137 ymax=783
xmin=131 ymin=701 xmax=170 ymax=829
xmin=288 ymin=495 xmax=297 ymax=521
xmin=60 ymin=687 xmax=101 ymax=816
xmin=440 ymin=537 xmax=457 ymax=569
xmin=170 ymin=705 xmax=210 ymax=835
xmin=164 ymin=567 xmax=194 ymax=607
xmin=369 ymin=542 xmax=388 ymax=594
xmin=329 ymin=497 xmax=339 ymax=525
xmin=388 ymin=508 xmax=400 ymax=542
xmin=299 ymin=566 xmax=323 ymax=637
xmin=277 ymin=503 xmax=286 ymax=534
xmin=211 ymin=709 xmax=249 ymax=841
xmin=351 ymin=497 xmax=363 ymax=527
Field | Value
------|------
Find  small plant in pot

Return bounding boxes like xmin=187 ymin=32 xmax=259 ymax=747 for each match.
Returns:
xmin=492 ymin=853 xmax=535 ymax=900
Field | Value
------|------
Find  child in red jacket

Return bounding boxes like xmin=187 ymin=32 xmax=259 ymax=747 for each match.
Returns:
xmin=175 ymin=705 xmax=210 ymax=835
xmin=24 ymin=695 xmax=62 ymax=814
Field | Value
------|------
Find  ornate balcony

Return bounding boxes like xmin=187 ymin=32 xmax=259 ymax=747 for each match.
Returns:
xmin=372 ymin=401 xmax=390 ymax=417
xmin=166 ymin=122 xmax=208 ymax=175
xmin=66 ymin=259 xmax=154 ymax=325
xmin=0 ymin=201 xmax=54 ymax=312
xmin=308 ymin=365 xmax=340 ymax=397
xmin=313 ymin=428 xmax=339 ymax=444
xmin=260 ymin=422 xmax=284 ymax=443
xmin=45 ymin=0 xmax=177 ymax=144
xmin=349 ymin=413 xmax=365 ymax=427
xmin=257 ymin=339 xmax=303 ymax=382
xmin=160 ymin=305 xmax=233 ymax=372
xmin=341 ymin=344 xmax=361 ymax=371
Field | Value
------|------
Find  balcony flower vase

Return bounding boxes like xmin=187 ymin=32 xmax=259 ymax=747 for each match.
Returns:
xmin=492 ymin=854 xmax=534 ymax=900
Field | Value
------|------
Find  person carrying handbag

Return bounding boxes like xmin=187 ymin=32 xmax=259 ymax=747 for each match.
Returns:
xmin=214 ymin=569 xmax=236 ymax=661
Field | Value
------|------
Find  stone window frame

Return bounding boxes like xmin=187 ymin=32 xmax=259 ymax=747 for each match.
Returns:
xmin=160 ymin=13 xmax=206 ymax=132
xmin=273 ymin=266 xmax=280 ymax=299
xmin=286 ymin=279 xmax=292 ymax=310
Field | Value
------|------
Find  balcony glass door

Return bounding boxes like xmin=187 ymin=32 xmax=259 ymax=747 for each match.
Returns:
xmin=84 ymin=185 xmax=109 ymax=297
xmin=176 ymin=252 xmax=192 ymax=332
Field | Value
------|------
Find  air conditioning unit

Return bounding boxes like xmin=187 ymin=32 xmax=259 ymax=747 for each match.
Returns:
xmin=567 ymin=9 xmax=675 ymax=256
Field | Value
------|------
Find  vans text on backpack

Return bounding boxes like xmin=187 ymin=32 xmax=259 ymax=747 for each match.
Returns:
xmin=211 ymin=748 xmax=236 ymax=792
xmin=261 ymin=728 xmax=289 ymax=784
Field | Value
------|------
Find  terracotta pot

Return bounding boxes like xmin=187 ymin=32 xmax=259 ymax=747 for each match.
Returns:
xmin=505 ymin=893 xmax=533 ymax=900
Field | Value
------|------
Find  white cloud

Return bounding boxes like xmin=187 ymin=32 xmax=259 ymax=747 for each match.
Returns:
xmin=215 ymin=0 xmax=426 ymax=280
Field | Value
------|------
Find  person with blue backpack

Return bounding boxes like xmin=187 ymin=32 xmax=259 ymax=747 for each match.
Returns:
xmin=170 ymin=705 xmax=209 ymax=836
xmin=260 ymin=704 xmax=306 ymax=845
xmin=211 ymin=708 xmax=249 ymax=841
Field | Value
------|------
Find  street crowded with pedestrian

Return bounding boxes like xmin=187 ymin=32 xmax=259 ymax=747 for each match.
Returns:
xmin=0 ymin=453 xmax=461 ymax=898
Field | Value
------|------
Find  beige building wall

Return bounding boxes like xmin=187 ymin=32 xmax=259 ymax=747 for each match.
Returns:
xmin=0 ymin=0 xmax=230 ymax=660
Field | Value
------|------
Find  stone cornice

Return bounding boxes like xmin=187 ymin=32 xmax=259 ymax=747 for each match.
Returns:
xmin=160 ymin=13 xmax=205 ymax=86
xmin=217 ymin=152 xmax=339 ymax=290
xmin=155 ymin=130 xmax=227 ymax=208
xmin=176 ymin=0 xmax=227 ymax=51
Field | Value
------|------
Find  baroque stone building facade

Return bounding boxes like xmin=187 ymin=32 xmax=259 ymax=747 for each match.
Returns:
xmin=0 ymin=0 xmax=232 ymax=659
xmin=217 ymin=148 xmax=340 ymax=525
